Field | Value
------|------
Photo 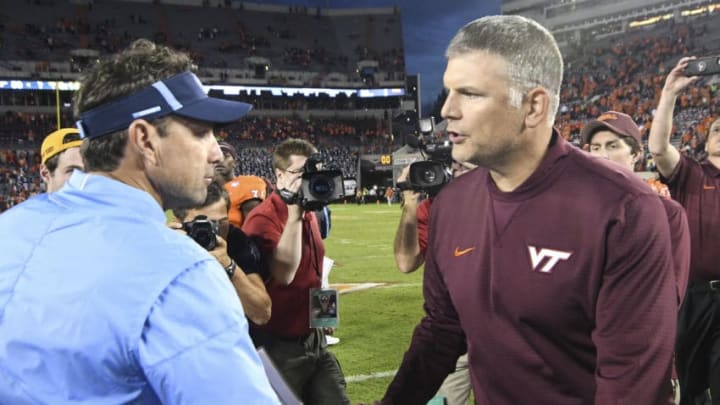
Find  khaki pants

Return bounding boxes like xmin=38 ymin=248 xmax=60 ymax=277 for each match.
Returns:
xmin=435 ymin=353 xmax=471 ymax=405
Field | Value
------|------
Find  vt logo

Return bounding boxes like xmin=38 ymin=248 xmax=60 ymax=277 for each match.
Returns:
xmin=528 ymin=246 xmax=572 ymax=273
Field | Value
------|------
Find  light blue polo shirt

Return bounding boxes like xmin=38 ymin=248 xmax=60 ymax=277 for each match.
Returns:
xmin=0 ymin=171 xmax=279 ymax=404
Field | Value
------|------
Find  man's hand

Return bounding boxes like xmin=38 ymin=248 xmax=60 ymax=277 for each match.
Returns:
xmin=663 ymin=57 xmax=701 ymax=97
xmin=168 ymin=221 xmax=186 ymax=234
xmin=277 ymin=168 xmax=305 ymax=221
xmin=169 ymin=221 xmax=231 ymax=268
xmin=398 ymin=165 xmax=420 ymax=207
xmin=209 ymin=235 xmax=232 ymax=268
xmin=277 ymin=167 xmax=303 ymax=195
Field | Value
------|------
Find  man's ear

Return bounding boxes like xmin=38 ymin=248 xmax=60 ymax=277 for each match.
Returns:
xmin=40 ymin=164 xmax=51 ymax=183
xmin=127 ymin=119 xmax=158 ymax=166
xmin=524 ymin=87 xmax=551 ymax=129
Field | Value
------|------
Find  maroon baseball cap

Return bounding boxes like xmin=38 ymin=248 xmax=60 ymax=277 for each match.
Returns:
xmin=581 ymin=111 xmax=642 ymax=146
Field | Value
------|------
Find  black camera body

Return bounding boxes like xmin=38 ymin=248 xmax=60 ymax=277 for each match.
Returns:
xmin=401 ymin=160 xmax=452 ymax=196
xmin=398 ymin=117 xmax=453 ymax=196
xmin=685 ymin=55 xmax=720 ymax=77
xmin=183 ymin=215 xmax=219 ymax=251
xmin=278 ymin=154 xmax=345 ymax=211
xmin=299 ymin=155 xmax=344 ymax=210
xmin=300 ymin=169 xmax=344 ymax=211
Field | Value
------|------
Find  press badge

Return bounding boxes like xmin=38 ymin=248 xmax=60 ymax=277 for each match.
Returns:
xmin=309 ymin=288 xmax=339 ymax=328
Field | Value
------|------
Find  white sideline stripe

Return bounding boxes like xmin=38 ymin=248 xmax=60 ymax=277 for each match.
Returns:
xmin=346 ymin=370 xmax=397 ymax=383
xmin=333 ymin=283 xmax=385 ymax=294
xmin=379 ymin=282 xmax=422 ymax=289
xmin=330 ymin=282 xmax=421 ymax=295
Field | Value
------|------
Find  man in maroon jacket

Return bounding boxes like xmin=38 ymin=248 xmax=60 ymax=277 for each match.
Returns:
xmin=583 ymin=111 xmax=691 ymax=404
xmin=381 ymin=15 xmax=676 ymax=405
xmin=648 ymin=57 xmax=720 ymax=405
xmin=582 ymin=111 xmax=690 ymax=307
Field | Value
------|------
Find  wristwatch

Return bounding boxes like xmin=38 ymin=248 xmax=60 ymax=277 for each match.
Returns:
xmin=224 ymin=259 xmax=237 ymax=279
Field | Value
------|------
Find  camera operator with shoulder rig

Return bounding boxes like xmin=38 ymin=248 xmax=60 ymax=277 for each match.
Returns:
xmin=394 ymin=157 xmax=475 ymax=405
xmin=171 ymin=181 xmax=272 ymax=325
xmin=394 ymin=117 xmax=476 ymax=274
xmin=241 ymin=138 xmax=349 ymax=405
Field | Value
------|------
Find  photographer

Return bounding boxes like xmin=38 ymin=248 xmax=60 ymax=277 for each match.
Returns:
xmin=648 ymin=57 xmax=720 ymax=405
xmin=172 ymin=181 xmax=271 ymax=325
xmin=242 ymin=138 xmax=350 ymax=405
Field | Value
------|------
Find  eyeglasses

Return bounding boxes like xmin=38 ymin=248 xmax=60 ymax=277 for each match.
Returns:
xmin=285 ymin=167 xmax=304 ymax=175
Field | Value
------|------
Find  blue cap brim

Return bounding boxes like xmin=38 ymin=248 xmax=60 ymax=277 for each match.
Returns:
xmin=76 ymin=72 xmax=253 ymax=139
xmin=175 ymin=97 xmax=253 ymax=125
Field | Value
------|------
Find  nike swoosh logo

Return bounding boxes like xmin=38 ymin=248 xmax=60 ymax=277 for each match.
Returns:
xmin=704 ymin=185 xmax=716 ymax=190
xmin=454 ymin=246 xmax=476 ymax=257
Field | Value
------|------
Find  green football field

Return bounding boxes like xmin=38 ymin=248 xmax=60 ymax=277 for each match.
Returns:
xmin=322 ymin=203 xmax=426 ymax=403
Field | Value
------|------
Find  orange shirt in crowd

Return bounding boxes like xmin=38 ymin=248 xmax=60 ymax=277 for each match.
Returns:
xmin=224 ymin=175 xmax=269 ymax=228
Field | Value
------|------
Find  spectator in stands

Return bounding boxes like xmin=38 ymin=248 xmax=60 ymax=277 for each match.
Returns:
xmin=172 ymin=181 xmax=271 ymax=325
xmin=393 ymin=159 xmax=476 ymax=405
xmin=648 ymin=57 xmax=720 ymax=405
xmin=242 ymin=138 xmax=350 ymax=405
xmin=381 ymin=15 xmax=676 ymax=404
xmin=582 ymin=110 xmax=691 ymax=305
xmin=39 ymin=127 xmax=83 ymax=192
xmin=0 ymin=39 xmax=279 ymax=404
xmin=216 ymin=141 xmax=271 ymax=228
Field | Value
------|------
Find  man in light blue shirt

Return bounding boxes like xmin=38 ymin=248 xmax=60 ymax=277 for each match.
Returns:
xmin=0 ymin=39 xmax=279 ymax=404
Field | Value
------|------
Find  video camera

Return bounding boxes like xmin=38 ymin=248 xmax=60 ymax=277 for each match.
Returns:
xmin=278 ymin=154 xmax=345 ymax=211
xmin=183 ymin=215 xmax=219 ymax=251
xmin=397 ymin=117 xmax=453 ymax=196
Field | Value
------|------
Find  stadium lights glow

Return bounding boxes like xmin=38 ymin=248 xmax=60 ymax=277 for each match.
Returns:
xmin=629 ymin=13 xmax=673 ymax=28
xmin=0 ymin=80 xmax=81 ymax=91
xmin=629 ymin=2 xmax=719 ymax=28
xmin=0 ymin=79 xmax=405 ymax=98
xmin=682 ymin=3 xmax=720 ymax=16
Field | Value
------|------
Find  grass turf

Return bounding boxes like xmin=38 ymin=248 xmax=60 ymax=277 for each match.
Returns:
xmin=323 ymin=203 xmax=426 ymax=403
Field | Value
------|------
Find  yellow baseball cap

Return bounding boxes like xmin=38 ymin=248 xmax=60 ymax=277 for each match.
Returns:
xmin=41 ymin=128 xmax=83 ymax=164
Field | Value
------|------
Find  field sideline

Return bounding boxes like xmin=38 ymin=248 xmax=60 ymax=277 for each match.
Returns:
xmin=322 ymin=203 xmax=426 ymax=403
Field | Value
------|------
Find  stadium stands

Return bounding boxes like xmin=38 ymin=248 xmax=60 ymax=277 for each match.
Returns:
xmin=556 ymin=15 xmax=720 ymax=169
xmin=1 ymin=1 xmax=719 ymax=211
xmin=0 ymin=0 xmax=404 ymax=87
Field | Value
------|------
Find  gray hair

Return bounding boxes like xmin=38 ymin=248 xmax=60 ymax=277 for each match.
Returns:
xmin=446 ymin=15 xmax=563 ymax=125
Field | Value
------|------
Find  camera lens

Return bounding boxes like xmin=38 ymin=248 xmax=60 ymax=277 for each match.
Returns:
xmin=422 ymin=169 xmax=437 ymax=183
xmin=194 ymin=230 xmax=213 ymax=248
xmin=309 ymin=176 xmax=334 ymax=198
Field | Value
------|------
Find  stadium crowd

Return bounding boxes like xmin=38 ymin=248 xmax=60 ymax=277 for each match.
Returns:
xmin=0 ymin=0 xmax=405 ymax=77
xmin=2 ymin=19 xmax=718 ymax=211
xmin=556 ymin=20 xmax=719 ymax=169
